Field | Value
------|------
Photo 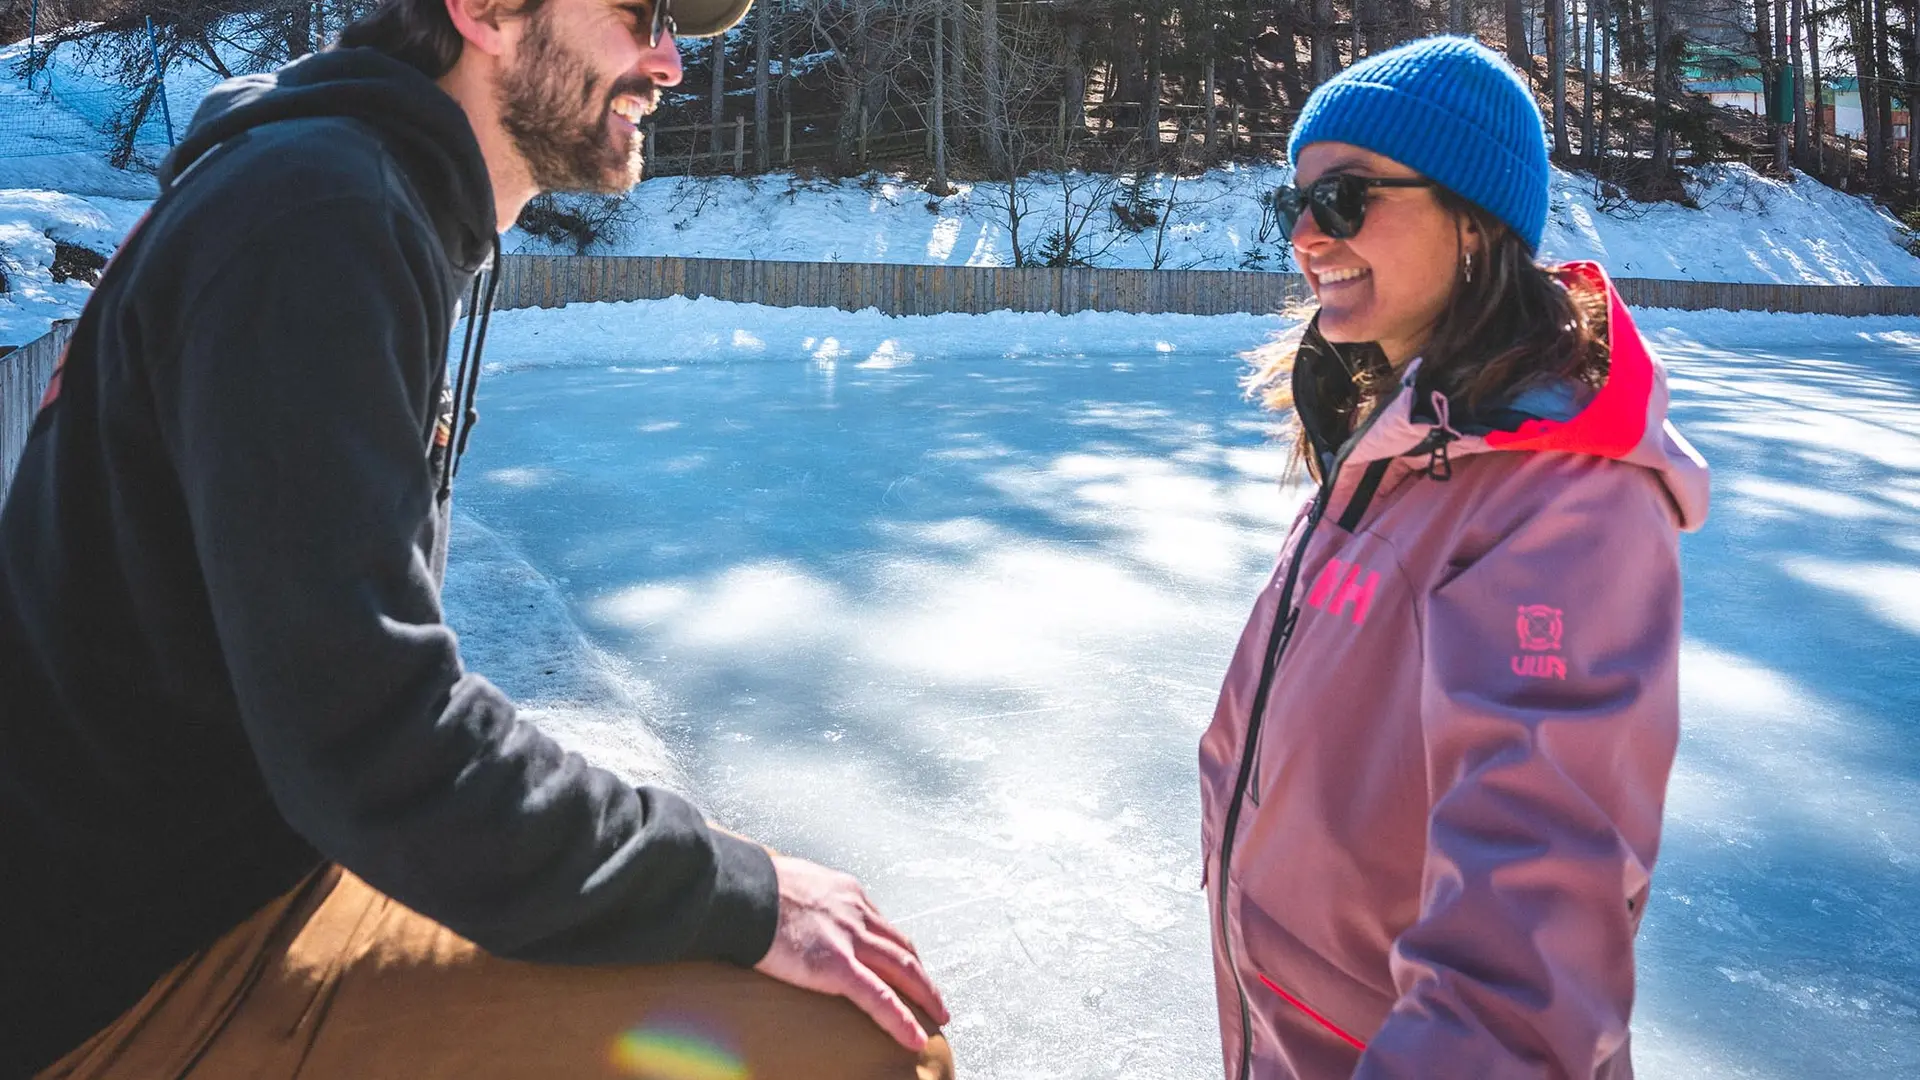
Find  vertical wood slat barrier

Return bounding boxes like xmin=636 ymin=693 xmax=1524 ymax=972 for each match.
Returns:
xmin=490 ymin=255 xmax=1920 ymax=318
xmin=0 ymin=319 xmax=75 ymax=502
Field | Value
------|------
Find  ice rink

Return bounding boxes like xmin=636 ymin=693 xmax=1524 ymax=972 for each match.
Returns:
xmin=443 ymin=299 xmax=1920 ymax=1078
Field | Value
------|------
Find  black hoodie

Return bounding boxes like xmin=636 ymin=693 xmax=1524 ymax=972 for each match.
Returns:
xmin=0 ymin=49 xmax=777 ymax=1075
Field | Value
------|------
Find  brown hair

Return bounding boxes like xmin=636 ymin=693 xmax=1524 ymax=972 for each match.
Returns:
xmin=338 ymin=0 xmax=550 ymax=79
xmin=1247 ymin=187 xmax=1610 ymax=470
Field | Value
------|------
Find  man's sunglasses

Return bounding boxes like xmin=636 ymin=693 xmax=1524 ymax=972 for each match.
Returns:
xmin=1272 ymin=174 xmax=1436 ymax=240
xmin=635 ymin=0 xmax=676 ymax=47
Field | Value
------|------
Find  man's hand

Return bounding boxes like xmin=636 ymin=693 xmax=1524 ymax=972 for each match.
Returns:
xmin=752 ymin=852 xmax=951 ymax=1052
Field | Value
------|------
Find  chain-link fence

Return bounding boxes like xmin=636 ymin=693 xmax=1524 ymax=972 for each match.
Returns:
xmin=2 ymin=23 xmax=176 ymax=164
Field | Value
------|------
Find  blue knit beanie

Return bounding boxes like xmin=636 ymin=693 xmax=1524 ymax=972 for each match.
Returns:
xmin=1287 ymin=36 xmax=1550 ymax=251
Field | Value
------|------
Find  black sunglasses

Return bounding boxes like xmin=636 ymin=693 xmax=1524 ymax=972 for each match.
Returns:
xmin=635 ymin=0 xmax=676 ymax=48
xmin=1272 ymin=174 xmax=1436 ymax=240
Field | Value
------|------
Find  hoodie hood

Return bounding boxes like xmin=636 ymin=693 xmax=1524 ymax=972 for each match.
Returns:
xmin=1302 ymin=260 xmax=1711 ymax=531
xmin=163 ymin=48 xmax=496 ymax=273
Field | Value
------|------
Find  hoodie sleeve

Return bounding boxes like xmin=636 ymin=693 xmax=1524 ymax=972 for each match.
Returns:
xmin=148 ymin=193 xmax=779 ymax=968
xmin=1354 ymin=456 xmax=1683 ymax=1079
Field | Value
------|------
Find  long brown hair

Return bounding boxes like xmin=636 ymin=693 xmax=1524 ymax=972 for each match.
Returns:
xmin=1247 ymin=188 xmax=1610 ymax=468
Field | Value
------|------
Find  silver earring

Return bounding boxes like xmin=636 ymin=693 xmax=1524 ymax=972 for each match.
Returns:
xmin=1463 ymin=252 xmax=1474 ymax=283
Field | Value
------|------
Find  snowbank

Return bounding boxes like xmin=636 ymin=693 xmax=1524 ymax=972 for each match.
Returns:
xmin=508 ymin=164 xmax=1920 ymax=290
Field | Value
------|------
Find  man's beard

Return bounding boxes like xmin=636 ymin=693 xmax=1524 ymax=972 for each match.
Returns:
xmin=497 ymin=12 xmax=650 ymax=194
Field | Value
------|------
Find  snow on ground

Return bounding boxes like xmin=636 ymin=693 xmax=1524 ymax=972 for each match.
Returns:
xmin=6 ymin=33 xmax=1920 ymax=344
xmin=442 ymin=297 xmax=1920 ymax=1078
xmin=0 ymin=188 xmax=151 ymax=341
xmin=512 ymin=164 xmax=1920 ymax=288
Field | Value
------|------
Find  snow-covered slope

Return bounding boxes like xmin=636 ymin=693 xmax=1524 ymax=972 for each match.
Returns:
xmin=510 ymin=164 xmax=1920 ymax=288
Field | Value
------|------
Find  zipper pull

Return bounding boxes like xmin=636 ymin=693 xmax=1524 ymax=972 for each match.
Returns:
xmin=1246 ymin=608 xmax=1300 ymax=810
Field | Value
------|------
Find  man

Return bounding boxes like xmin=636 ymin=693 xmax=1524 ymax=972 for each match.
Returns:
xmin=0 ymin=0 xmax=950 ymax=1075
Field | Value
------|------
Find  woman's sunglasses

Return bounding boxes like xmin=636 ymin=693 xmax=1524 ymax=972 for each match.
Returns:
xmin=1272 ymin=174 xmax=1436 ymax=240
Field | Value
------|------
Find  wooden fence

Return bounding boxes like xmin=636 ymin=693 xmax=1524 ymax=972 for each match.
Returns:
xmin=491 ymin=256 xmax=1317 ymax=316
xmin=0 ymin=319 xmax=72 ymax=500
xmin=493 ymin=255 xmax=1920 ymax=318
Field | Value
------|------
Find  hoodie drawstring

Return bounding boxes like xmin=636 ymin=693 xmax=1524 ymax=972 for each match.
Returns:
xmin=438 ymin=237 xmax=501 ymax=501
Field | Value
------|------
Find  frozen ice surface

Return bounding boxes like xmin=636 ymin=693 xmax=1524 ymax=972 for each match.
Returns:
xmin=442 ymin=300 xmax=1920 ymax=1078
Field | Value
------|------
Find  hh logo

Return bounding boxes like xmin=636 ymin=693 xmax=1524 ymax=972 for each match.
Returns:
xmin=1512 ymin=604 xmax=1566 ymax=680
xmin=1305 ymin=558 xmax=1379 ymax=625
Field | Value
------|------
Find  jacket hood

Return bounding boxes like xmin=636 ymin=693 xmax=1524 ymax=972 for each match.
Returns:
xmin=161 ymin=48 xmax=496 ymax=272
xmin=1302 ymin=260 xmax=1711 ymax=531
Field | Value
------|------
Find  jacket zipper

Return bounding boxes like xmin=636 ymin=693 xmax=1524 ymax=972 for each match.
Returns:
xmin=1216 ymin=471 xmax=1331 ymax=1080
xmin=1215 ymin=391 xmax=1400 ymax=1079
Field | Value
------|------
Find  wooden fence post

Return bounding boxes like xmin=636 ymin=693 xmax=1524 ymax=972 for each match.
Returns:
xmin=734 ymin=115 xmax=745 ymax=172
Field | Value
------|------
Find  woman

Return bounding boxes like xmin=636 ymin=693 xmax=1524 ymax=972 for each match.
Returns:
xmin=1199 ymin=36 xmax=1711 ymax=1079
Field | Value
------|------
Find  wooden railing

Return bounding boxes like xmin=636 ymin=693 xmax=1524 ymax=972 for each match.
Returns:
xmin=0 ymin=319 xmax=72 ymax=499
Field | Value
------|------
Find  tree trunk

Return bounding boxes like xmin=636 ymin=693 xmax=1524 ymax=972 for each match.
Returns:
xmin=1856 ymin=0 xmax=1883 ymax=177
xmin=948 ymin=0 xmax=967 ymax=147
xmin=1063 ymin=19 xmax=1087 ymax=139
xmin=1774 ymin=0 xmax=1791 ymax=172
xmin=1356 ymin=0 xmax=1379 ymax=56
xmin=1568 ymin=0 xmax=1582 ymax=74
xmin=1651 ymin=0 xmax=1672 ymax=174
xmin=1907 ymin=0 xmax=1919 ymax=188
xmin=1203 ymin=55 xmax=1217 ymax=148
xmin=1506 ymin=0 xmax=1532 ymax=75
xmin=1808 ymin=0 xmax=1823 ymax=172
xmin=1791 ymin=0 xmax=1808 ymax=165
xmin=1144 ymin=17 xmax=1163 ymax=145
xmin=833 ymin=0 xmax=873 ymax=173
xmin=1599 ymin=0 xmax=1612 ymax=164
xmin=982 ymin=0 xmax=1008 ymax=171
xmin=1874 ymin=0 xmax=1896 ymax=182
xmin=780 ymin=0 xmax=795 ymax=111
xmin=754 ymin=0 xmax=770 ymax=170
xmin=1584 ymin=0 xmax=1597 ymax=159
xmin=932 ymin=5 xmax=950 ymax=193
xmin=1550 ymin=0 xmax=1568 ymax=158
xmin=1314 ymin=0 xmax=1336 ymax=80
xmin=1619 ymin=0 xmax=1648 ymax=74
xmin=708 ymin=35 xmax=726 ymax=163
xmin=285 ymin=2 xmax=313 ymax=59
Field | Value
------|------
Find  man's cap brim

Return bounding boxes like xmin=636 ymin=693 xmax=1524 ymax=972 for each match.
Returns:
xmin=675 ymin=0 xmax=752 ymax=38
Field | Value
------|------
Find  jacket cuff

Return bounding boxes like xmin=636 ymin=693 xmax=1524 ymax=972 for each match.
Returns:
xmin=689 ymin=827 xmax=780 ymax=966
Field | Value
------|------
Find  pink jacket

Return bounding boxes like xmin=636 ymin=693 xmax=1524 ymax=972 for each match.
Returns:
xmin=1199 ymin=264 xmax=1711 ymax=1079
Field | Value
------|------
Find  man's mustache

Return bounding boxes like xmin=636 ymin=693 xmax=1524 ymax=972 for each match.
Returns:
xmin=605 ymin=77 xmax=658 ymax=115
